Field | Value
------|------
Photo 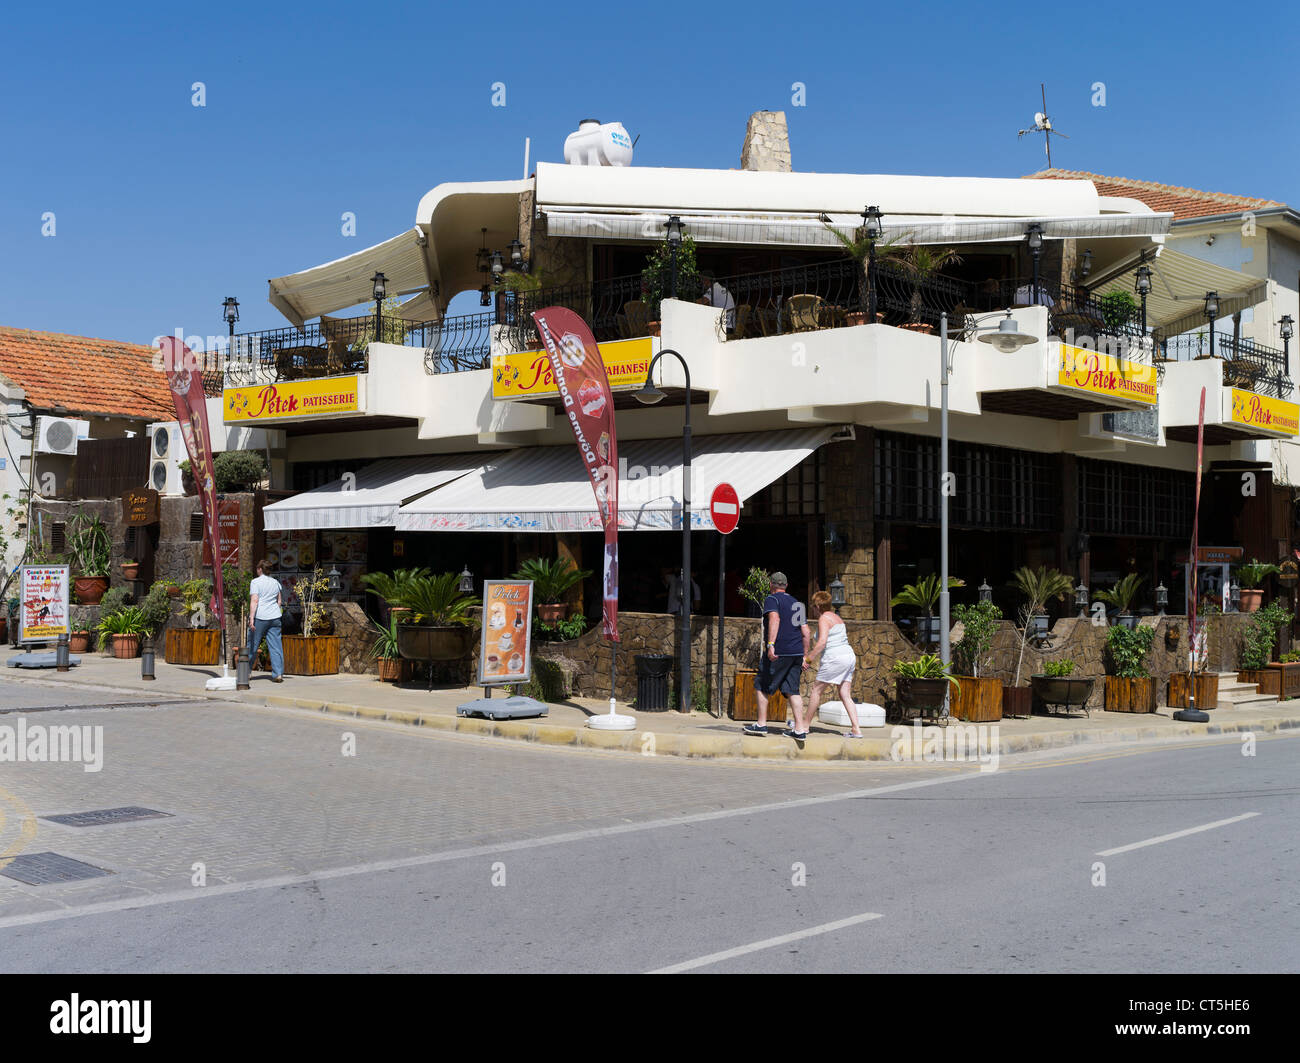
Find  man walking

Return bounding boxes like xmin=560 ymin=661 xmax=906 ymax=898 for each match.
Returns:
xmin=743 ymin=571 xmax=810 ymax=738
xmin=247 ymin=558 xmax=285 ymax=683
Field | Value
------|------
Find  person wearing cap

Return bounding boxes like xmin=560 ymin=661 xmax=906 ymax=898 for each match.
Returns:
xmin=743 ymin=571 xmax=810 ymax=738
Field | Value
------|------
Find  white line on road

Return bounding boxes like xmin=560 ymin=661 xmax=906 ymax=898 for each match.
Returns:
xmin=1096 ymin=812 xmax=1261 ymax=856
xmin=649 ymin=912 xmax=883 ymax=974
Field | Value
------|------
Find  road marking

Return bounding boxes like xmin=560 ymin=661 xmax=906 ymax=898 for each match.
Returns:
xmin=649 ymin=911 xmax=884 ymax=974
xmin=1096 ymin=812 xmax=1261 ymax=856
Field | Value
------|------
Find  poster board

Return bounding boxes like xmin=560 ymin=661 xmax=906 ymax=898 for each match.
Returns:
xmin=478 ymin=580 xmax=533 ymax=686
xmin=19 ymin=564 xmax=71 ymax=643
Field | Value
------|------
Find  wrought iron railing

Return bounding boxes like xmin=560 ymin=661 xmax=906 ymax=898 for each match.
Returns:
xmin=1158 ymin=332 xmax=1294 ymax=398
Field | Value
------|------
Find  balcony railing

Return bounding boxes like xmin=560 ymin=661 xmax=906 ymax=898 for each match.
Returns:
xmin=1158 ymin=333 xmax=1294 ymax=399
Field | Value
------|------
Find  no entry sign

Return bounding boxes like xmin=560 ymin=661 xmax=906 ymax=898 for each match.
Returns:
xmin=710 ymin=483 xmax=740 ymax=535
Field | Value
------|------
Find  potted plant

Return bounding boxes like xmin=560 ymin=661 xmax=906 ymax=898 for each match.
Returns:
xmin=512 ymin=557 xmax=591 ymax=623
xmin=641 ymin=234 xmax=702 ymax=333
xmin=120 ymin=558 xmax=140 ymax=581
xmin=165 ymin=577 xmax=222 ymax=665
xmin=822 ymin=219 xmax=901 ymax=325
xmin=1030 ymin=658 xmax=1097 ymax=716
xmin=390 ymin=572 xmax=477 ymax=686
xmin=368 ymin=614 xmax=403 ymax=682
xmin=68 ymin=512 xmax=112 ymax=604
xmin=1103 ymin=625 xmax=1158 ymax=712
xmin=880 ymin=245 xmax=963 ymax=332
xmin=1009 ymin=566 xmax=1073 ymax=714
xmin=1095 ymin=573 xmax=1145 ymax=628
xmin=731 ymin=566 xmax=780 ymax=720
xmin=361 ymin=566 xmax=430 ymax=631
xmin=1237 ymin=599 xmax=1294 ymax=696
xmin=160 ymin=578 xmax=181 ymax=598
xmin=890 ymin=573 xmax=965 ymax=647
xmin=283 ymin=567 xmax=340 ymax=675
xmin=1234 ymin=558 xmax=1279 ymax=613
xmin=893 ymin=654 xmax=959 ymax=722
xmin=1099 ymin=291 xmax=1139 ymax=334
xmin=98 ymin=605 xmax=146 ymax=659
xmin=950 ymin=601 xmax=1003 ymax=722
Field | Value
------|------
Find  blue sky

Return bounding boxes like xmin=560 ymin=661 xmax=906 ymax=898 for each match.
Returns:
xmin=2 ymin=0 xmax=1295 ymax=346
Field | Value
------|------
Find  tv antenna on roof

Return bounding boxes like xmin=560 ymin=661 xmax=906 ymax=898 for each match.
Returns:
xmin=1018 ymin=83 xmax=1068 ymax=168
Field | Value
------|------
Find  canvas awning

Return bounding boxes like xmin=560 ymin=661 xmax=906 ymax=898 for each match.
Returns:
xmin=394 ymin=428 xmax=840 ymax=532
xmin=263 ymin=454 xmax=481 ymax=530
xmin=1091 ymin=247 xmax=1268 ymax=338
xmin=268 ymin=228 xmax=431 ymax=328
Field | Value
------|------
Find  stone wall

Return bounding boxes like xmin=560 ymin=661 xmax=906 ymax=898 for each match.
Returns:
xmin=740 ymin=111 xmax=792 ymax=172
xmin=822 ymin=430 xmax=875 ymax=620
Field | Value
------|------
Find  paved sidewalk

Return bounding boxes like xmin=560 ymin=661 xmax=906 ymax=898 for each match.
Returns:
xmin=5 ymin=652 xmax=1298 ymax=762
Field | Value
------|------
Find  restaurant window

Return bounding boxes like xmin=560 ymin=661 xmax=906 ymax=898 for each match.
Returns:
xmin=748 ymin=450 xmax=824 ymax=519
xmin=1078 ymin=458 xmax=1193 ymax=538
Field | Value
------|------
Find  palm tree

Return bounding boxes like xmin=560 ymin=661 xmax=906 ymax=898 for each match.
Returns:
xmin=891 ymin=573 xmax=965 ymax=644
xmin=1095 ymin=573 xmax=1145 ymax=618
xmin=882 ymin=245 xmax=964 ymax=324
xmin=1011 ymin=565 xmax=1074 ymax=685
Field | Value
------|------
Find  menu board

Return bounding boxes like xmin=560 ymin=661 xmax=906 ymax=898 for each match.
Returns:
xmin=478 ymin=580 xmax=533 ymax=686
xmin=19 ymin=564 xmax=71 ymax=642
xmin=262 ymin=529 xmax=368 ymax=614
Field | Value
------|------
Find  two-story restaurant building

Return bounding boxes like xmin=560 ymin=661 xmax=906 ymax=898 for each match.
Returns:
xmin=208 ymin=115 xmax=1300 ymax=624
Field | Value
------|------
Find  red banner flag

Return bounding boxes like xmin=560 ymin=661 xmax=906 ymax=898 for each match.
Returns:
xmin=531 ymin=307 xmax=619 ymax=641
xmin=158 ymin=338 xmax=226 ymax=635
xmin=1190 ymin=386 xmax=1206 ymax=673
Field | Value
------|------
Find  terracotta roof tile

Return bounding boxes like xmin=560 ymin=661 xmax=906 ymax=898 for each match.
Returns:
xmin=1024 ymin=169 xmax=1283 ymax=221
xmin=0 ymin=325 xmax=175 ymax=420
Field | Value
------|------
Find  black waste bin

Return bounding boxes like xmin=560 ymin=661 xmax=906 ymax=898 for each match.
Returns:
xmin=634 ymin=653 xmax=675 ymax=711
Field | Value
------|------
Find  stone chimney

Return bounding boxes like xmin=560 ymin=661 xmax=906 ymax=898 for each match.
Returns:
xmin=740 ymin=111 xmax=791 ymax=172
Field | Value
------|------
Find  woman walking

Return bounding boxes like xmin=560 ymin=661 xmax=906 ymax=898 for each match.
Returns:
xmin=798 ymin=590 xmax=861 ymax=737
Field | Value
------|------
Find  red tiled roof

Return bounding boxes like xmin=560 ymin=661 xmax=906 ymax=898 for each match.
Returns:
xmin=0 ymin=326 xmax=174 ymax=420
xmin=1024 ymin=169 xmax=1284 ymax=221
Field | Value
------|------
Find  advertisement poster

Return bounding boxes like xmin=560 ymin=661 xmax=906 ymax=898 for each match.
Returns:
xmin=19 ymin=564 xmax=70 ymax=642
xmin=478 ymin=580 xmax=533 ymax=685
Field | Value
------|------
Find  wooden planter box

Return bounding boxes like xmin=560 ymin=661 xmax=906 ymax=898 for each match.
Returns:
xmin=1238 ymin=669 xmax=1281 ymax=697
xmin=1001 ymin=685 xmax=1032 ymax=718
xmin=951 ymin=676 xmax=1003 ymax=722
xmin=283 ymin=635 xmax=340 ymax=675
xmin=1267 ymin=661 xmax=1300 ymax=700
xmin=376 ymin=657 xmax=402 ymax=682
xmin=165 ymin=628 xmax=221 ymax=666
xmin=731 ymin=669 xmax=788 ymax=723
xmin=1167 ymin=672 xmax=1219 ymax=710
xmin=1104 ymin=676 xmax=1158 ymax=713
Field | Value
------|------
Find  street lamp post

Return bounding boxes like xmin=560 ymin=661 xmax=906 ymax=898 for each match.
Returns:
xmin=222 ymin=297 xmax=239 ymax=378
xmin=862 ymin=205 xmax=883 ymax=323
xmin=372 ymin=272 xmax=387 ymax=341
xmin=1135 ymin=261 xmax=1152 ymax=352
xmin=665 ymin=216 xmax=685 ymax=300
xmin=1026 ymin=224 xmax=1044 ymax=306
xmin=635 ymin=349 xmax=693 ymax=717
xmin=1280 ymin=315 xmax=1294 ymax=395
xmin=1205 ymin=291 xmax=1219 ymax=360
xmin=939 ymin=311 xmax=1037 ymax=693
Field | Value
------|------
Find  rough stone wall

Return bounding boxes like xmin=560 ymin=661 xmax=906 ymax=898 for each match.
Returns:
xmin=740 ymin=111 xmax=791 ymax=172
xmin=321 ymin=601 xmax=377 ymax=675
xmin=528 ymin=232 xmax=587 ymax=290
xmin=822 ymin=432 xmax=874 ymax=620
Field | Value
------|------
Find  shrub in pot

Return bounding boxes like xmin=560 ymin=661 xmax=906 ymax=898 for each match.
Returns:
xmin=512 ymin=557 xmax=591 ymax=622
xmin=892 ymin=654 xmax=959 ymax=721
xmin=951 ymin=601 xmax=1003 ymax=721
xmin=98 ymin=606 xmax=146 ymax=659
xmin=1030 ymin=658 xmax=1096 ymax=715
xmin=1235 ymin=558 xmax=1280 ymax=613
xmin=1236 ymin=599 xmax=1293 ymax=695
xmin=1103 ymin=625 xmax=1157 ymax=712
xmin=282 ymin=567 xmax=341 ymax=675
xmin=368 ymin=614 xmax=403 ymax=682
xmin=1011 ymin=565 xmax=1073 ymax=686
xmin=1095 ymin=573 xmax=1145 ymax=629
xmin=68 ymin=513 xmax=112 ymax=604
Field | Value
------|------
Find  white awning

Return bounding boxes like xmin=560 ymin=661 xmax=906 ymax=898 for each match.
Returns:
xmin=1093 ymin=247 xmax=1268 ymax=338
xmin=263 ymin=454 xmax=481 ymax=530
xmin=542 ymin=209 xmax=1170 ymax=248
xmin=268 ymin=227 xmax=431 ymax=328
xmin=395 ymin=428 xmax=840 ymax=532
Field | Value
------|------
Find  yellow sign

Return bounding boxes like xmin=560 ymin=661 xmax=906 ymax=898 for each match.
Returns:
xmin=224 ymin=376 xmax=361 ymax=421
xmin=1057 ymin=345 xmax=1157 ymax=406
xmin=1230 ymin=388 xmax=1299 ymax=436
xmin=492 ymin=337 xmax=654 ymax=400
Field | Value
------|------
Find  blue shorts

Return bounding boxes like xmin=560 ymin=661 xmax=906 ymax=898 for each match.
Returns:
xmin=755 ymin=655 xmax=802 ymax=696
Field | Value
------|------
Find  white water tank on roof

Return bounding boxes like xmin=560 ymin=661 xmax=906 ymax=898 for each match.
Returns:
xmin=564 ymin=119 xmax=633 ymax=166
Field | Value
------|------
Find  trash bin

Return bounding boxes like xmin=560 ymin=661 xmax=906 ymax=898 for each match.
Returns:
xmin=634 ymin=653 xmax=675 ymax=711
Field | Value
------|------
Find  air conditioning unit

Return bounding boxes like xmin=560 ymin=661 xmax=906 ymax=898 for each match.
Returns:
xmin=35 ymin=416 xmax=89 ymax=456
xmin=146 ymin=422 xmax=186 ymax=495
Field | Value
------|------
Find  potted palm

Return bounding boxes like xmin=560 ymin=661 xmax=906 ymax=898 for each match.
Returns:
xmin=362 ymin=567 xmax=431 ymax=629
xmin=1103 ymin=625 xmax=1158 ymax=712
xmin=392 ymin=572 xmax=477 ymax=675
xmin=890 ymin=573 xmax=964 ymax=646
xmin=98 ymin=606 xmax=146 ymax=659
xmin=1095 ymin=573 xmax=1145 ymax=629
xmin=1235 ymin=558 xmax=1279 ymax=613
xmin=881 ymin=245 xmax=963 ymax=333
xmin=950 ymin=601 xmax=1003 ymax=721
xmin=368 ymin=614 xmax=403 ymax=682
xmin=822 ymin=219 xmax=900 ymax=325
xmin=1011 ymin=566 xmax=1073 ymax=715
xmin=68 ymin=513 xmax=112 ymax=604
xmin=893 ymin=654 xmax=959 ymax=722
xmin=512 ymin=557 xmax=591 ymax=623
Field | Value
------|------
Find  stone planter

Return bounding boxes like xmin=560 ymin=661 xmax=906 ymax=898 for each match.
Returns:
xmin=165 ymin=628 xmax=221 ymax=666
xmin=112 ymin=633 xmax=140 ymax=659
xmin=950 ymin=676 xmax=1003 ymax=722
xmin=283 ymin=635 xmax=340 ymax=675
xmin=1104 ymin=675 xmax=1158 ymax=713
xmin=397 ymin=624 xmax=473 ymax=663
xmin=1001 ymin=685 xmax=1032 ymax=718
xmin=74 ymin=577 xmax=109 ymax=605
xmin=1030 ymin=675 xmax=1096 ymax=714
xmin=69 ymin=631 xmax=92 ymax=653
xmin=1167 ymin=672 xmax=1219 ymax=710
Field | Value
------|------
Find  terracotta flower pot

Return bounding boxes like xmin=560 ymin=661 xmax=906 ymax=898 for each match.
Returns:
xmin=536 ymin=603 xmax=567 ymax=624
xmin=648 ymin=321 xmax=662 ymax=337
xmin=166 ymin=585 xmax=182 ymax=598
xmin=69 ymin=631 xmax=92 ymax=653
xmin=121 ymin=563 xmax=140 ymax=581
xmin=74 ymin=576 xmax=109 ymax=605
xmin=113 ymin=634 xmax=140 ymax=659
xmin=377 ymin=657 xmax=402 ymax=682
xmin=1239 ymin=589 xmax=1263 ymax=613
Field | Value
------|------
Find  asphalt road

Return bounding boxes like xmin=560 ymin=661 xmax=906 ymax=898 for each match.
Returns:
xmin=0 ymin=673 xmax=1295 ymax=972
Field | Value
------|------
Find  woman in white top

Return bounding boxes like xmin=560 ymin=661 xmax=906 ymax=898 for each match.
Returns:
xmin=798 ymin=590 xmax=861 ymax=736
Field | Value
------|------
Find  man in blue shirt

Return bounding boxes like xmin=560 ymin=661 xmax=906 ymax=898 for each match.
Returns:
xmin=743 ymin=571 xmax=810 ymax=738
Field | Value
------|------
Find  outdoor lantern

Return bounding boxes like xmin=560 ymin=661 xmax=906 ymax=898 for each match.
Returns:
xmin=489 ymin=250 xmax=504 ymax=277
xmin=1281 ymin=314 xmax=1295 ymax=342
xmin=1135 ymin=264 xmax=1152 ymax=295
xmin=977 ymin=312 xmax=1036 ymax=353
xmin=459 ymin=564 xmax=474 ymax=594
xmin=1075 ymin=581 xmax=1088 ymax=618
xmin=1231 ymin=581 xmax=1241 ymax=612
xmin=479 ymin=284 xmax=492 ymax=307
xmin=222 ymin=296 xmax=240 ymax=326
xmin=829 ymin=576 xmax=846 ymax=608
xmin=634 ymin=377 xmax=666 ymax=405
xmin=1204 ymin=290 xmax=1219 ymax=319
xmin=1079 ymin=248 xmax=1092 ymax=279
xmin=327 ymin=567 xmax=342 ymax=595
xmin=476 ymin=228 xmax=491 ymax=273
xmin=862 ymin=204 xmax=883 ymax=241
xmin=508 ymin=239 xmax=524 ymax=268
xmin=665 ymin=215 xmax=684 ymax=247
xmin=1156 ymin=582 xmax=1169 ymax=615
xmin=1025 ymin=223 xmax=1044 ymax=253
xmin=372 ymin=272 xmax=387 ymax=301
xmin=978 ymin=579 xmax=992 ymax=603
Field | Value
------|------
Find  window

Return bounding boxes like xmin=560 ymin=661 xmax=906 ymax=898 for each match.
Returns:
xmin=748 ymin=450 xmax=824 ymax=519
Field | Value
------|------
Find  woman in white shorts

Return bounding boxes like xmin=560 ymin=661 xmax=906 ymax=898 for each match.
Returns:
xmin=799 ymin=590 xmax=861 ymax=736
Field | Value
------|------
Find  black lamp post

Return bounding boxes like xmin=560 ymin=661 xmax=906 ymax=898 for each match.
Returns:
xmin=1135 ymin=262 xmax=1152 ymax=348
xmin=459 ymin=565 xmax=474 ymax=595
xmin=978 ymin=579 xmax=992 ymax=604
xmin=489 ymin=250 xmax=504 ymax=282
xmin=1078 ymin=248 xmax=1092 ymax=283
xmin=222 ymin=296 xmax=239 ymax=337
xmin=829 ymin=576 xmax=846 ymax=609
xmin=1026 ymin=224 xmax=1044 ymax=306
xmin=479 ymin=284 xmax=492 ymax=307
xmin=664 ymin=216 xmax=685 ymax=300
xmin=636 ymin=348 xmax=692 ymax=717
xmin=372 ymin=272 xmax=387 ymax=340
xmin=1205 ymin=291 xmax=1219 ymax=359
xmin=1280 ymin=315 xmax=1294 ymax=391
xmin=1075 ymin=581 xmax=1088 ymax=619
xmin=862 ymin=205 xmax=883 ymax=322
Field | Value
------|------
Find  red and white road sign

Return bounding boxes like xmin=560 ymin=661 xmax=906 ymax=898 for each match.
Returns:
xmin=710 ymin=483 xmax=740 ymax=535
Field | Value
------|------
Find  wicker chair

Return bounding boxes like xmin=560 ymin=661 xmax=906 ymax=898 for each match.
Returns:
xmin=621 ymin=300 xmax=652 ymax=337
xmin=785 ymin=294 xmax=824 ymax=333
